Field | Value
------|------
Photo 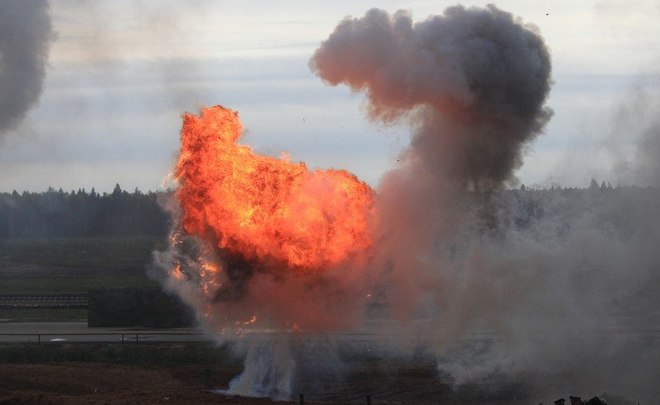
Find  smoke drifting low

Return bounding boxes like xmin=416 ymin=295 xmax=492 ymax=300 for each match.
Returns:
xmin=0 ymin=0 xmax=52 ymax=136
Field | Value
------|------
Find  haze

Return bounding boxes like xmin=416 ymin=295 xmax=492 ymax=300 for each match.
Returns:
xmin=1 ymin=0 xmax=659 ymax=193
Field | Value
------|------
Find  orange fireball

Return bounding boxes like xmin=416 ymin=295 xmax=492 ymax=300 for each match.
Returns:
xmin=175 ymin=106 xmax=374 ymax=274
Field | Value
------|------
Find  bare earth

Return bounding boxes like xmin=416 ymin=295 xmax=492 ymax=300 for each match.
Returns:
xmin=0 ymin=363 xmax=308 ymax=405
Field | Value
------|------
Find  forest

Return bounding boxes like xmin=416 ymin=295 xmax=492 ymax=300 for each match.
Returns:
xmin=0 ymin=184 xmax=169 ymax=238
xmin=0 ymin=180 xmax=656 ymax=240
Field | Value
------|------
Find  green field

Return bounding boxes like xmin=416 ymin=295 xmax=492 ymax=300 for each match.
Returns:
xmin=0 ymin=236 xmax=164 ymax=294
xmin=0 ymin=236 xmax=167 ymax=321
xmin=0 ymin=308 xmax=88 ymax=322
xmin=0 ymin=342 xmax=235 ymax=367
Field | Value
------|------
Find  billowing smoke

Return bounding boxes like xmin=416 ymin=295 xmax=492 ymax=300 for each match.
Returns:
xmin=155 ymin=4 xmax=660 ymax=404
xmin=0 ymin=0 xmax=53 ymax=136
xmin=307 ymin=5 xmax=658 ymax=403
xmin=310 ymin=4 xmax=553 ymax=323
xmin=310 ymin=5 xmax=552 ymax=194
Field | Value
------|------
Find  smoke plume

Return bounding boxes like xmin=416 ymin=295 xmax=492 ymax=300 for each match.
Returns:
xmin=0 ymin=0 xmax=53 ymax=136
xmin=310 ymin=4 xmax=553 ymax=322
xmin=310 ymin=5 xmax=659 ymax=403
xmin=310 ymin=5 xmax=552 ymax=194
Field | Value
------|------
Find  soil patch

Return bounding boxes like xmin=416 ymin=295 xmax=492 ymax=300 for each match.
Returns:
xmin=0 ymin=363 xmax=299 ymax=405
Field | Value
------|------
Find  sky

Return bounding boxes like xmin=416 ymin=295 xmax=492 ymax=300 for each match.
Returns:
xmin=1 ymin=0 xmax=659 ymax=193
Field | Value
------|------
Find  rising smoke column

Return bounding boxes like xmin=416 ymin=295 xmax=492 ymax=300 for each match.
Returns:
xmin=310 ymin=5 xmax=552 ymax=193
xmin=311 ymin=7 xmax=660 ymax=403
xmin=158 ymin=106 xmax=376 ymax=332
xmin=0 ymin=0 xmax=53 ymax=137
xmin=310 ymin=5 xmax=552 ymax=319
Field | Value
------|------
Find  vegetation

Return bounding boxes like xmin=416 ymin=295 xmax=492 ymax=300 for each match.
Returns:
xmin=87 ymin=288 xmax=193 ymax=327
xmin=0 ymin=236 xmax=165 ymax=321
xmin=0 ymin=235 xmax=164 ymax=272
xmin=0 ymin=184 xmax=169 ymax=238
xmin=1 ymin=181 xmax=656 ymax=322
xmin=0 ymin=236 xmax=162 ymax=295
xmin=0 ymin=342 xmax=238 ymax=367
xmin=0 ymin=308 xmax=87 ymax=322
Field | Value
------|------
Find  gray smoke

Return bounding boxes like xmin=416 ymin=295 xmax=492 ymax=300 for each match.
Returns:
xmin=306 ymin=5 xmax=660 ymax=404
xmin=310 ymin=7 xmax=553 ymax=326
xmin=0 ymin=0 xmax=53 ymax=136
xmin=310 ymin=4 xmax=553 ymax=327
xmin=608 ymin=82 xmax=660 ymax=186
xmin=430 ymin=184 xmax=660 ymax=404
xmin=310 ymin=5 xmax=552 ymax=194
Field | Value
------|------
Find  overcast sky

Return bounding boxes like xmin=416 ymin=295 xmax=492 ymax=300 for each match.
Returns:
xmin=1 ymin=0 xmax=659 ymax=192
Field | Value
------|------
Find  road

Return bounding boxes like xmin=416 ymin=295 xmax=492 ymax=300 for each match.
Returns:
xmin=0 ymin=321 xmax=209 ymax=343
xmin=2 ymin=319 xmax=660 ymax=344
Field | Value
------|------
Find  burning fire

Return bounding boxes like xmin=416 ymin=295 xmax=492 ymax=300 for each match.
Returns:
xmin=174 ymin=106 xmax=374 ymax=276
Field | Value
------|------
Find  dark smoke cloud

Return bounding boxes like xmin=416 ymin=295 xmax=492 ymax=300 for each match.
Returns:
xmin=310 ymin=5 xmax=552 ymax=192
xmin=0 ymin=0 xmax=53 ymax=136
xmin=310 ymin=4 xmax=553 ymax=328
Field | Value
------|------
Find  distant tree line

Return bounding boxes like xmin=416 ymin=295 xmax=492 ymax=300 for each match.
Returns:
xmin=501 ymin=180 xmax=658 ymax=233
xmin=0 ymin=179 xmax=655 ymax=239
xmin=0 ymin=184 xmax=170 ymax=238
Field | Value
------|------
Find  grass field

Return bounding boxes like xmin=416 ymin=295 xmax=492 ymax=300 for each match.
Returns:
xmin=0 ymin=236 xmax=163 ymax=295
xmin=0 ymin=342 xmax=254 ymax=405
xmin=0 ymin=308 xmax=87 ymax=322
xmin=0 ymin=341 xmax=235 ymax=366
xmin=0 ymin=236 xmax=165 ymax=272
xmin=0 ymin=342 xmax=532 ymax=405
xmin=0 ymin=272 xmax=158 ymax=295
xmin=0 ymin=236 xmax=166 ymax=321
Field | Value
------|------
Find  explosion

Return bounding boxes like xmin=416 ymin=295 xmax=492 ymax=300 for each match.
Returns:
xmin=160 ymin=106 xmax=376 ymax=334
xmin=152 ymin=3 xmax=572 ymax=401
xmin=161 ymin=4 xmax=554 ymax=336
xmin=176 ymin=106 xmax=374 ymax=274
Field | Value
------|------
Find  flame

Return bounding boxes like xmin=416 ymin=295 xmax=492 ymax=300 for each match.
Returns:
xmin=174 ymin=105 xmax=374 ymax=276
xmin=168 ymin=263 xmax=184 ymax=281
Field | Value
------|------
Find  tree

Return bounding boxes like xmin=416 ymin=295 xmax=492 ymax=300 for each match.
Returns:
xmin=112 ymin=183 xmax=122 ymax=196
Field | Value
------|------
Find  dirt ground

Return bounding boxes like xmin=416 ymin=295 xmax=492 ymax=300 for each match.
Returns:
xmin=0 ymin=362 xmax=536 ymax=405
xmin=0 ymin=363 xmax=311 ymax=405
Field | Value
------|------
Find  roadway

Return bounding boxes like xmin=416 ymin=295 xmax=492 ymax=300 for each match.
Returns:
xmin=0 ymin=321 xmax=209 ymax=343
xmin=2 ymin=319 xmax=660 ymax=344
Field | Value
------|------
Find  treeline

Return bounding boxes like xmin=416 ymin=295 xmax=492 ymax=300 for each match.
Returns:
xmin=0 ymin=180 xmax=655 ymax=239
xmin=0 ymin=184 xmax=170 ymax=238
xmin=502 ymin=180 xmax=659 ymax=233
